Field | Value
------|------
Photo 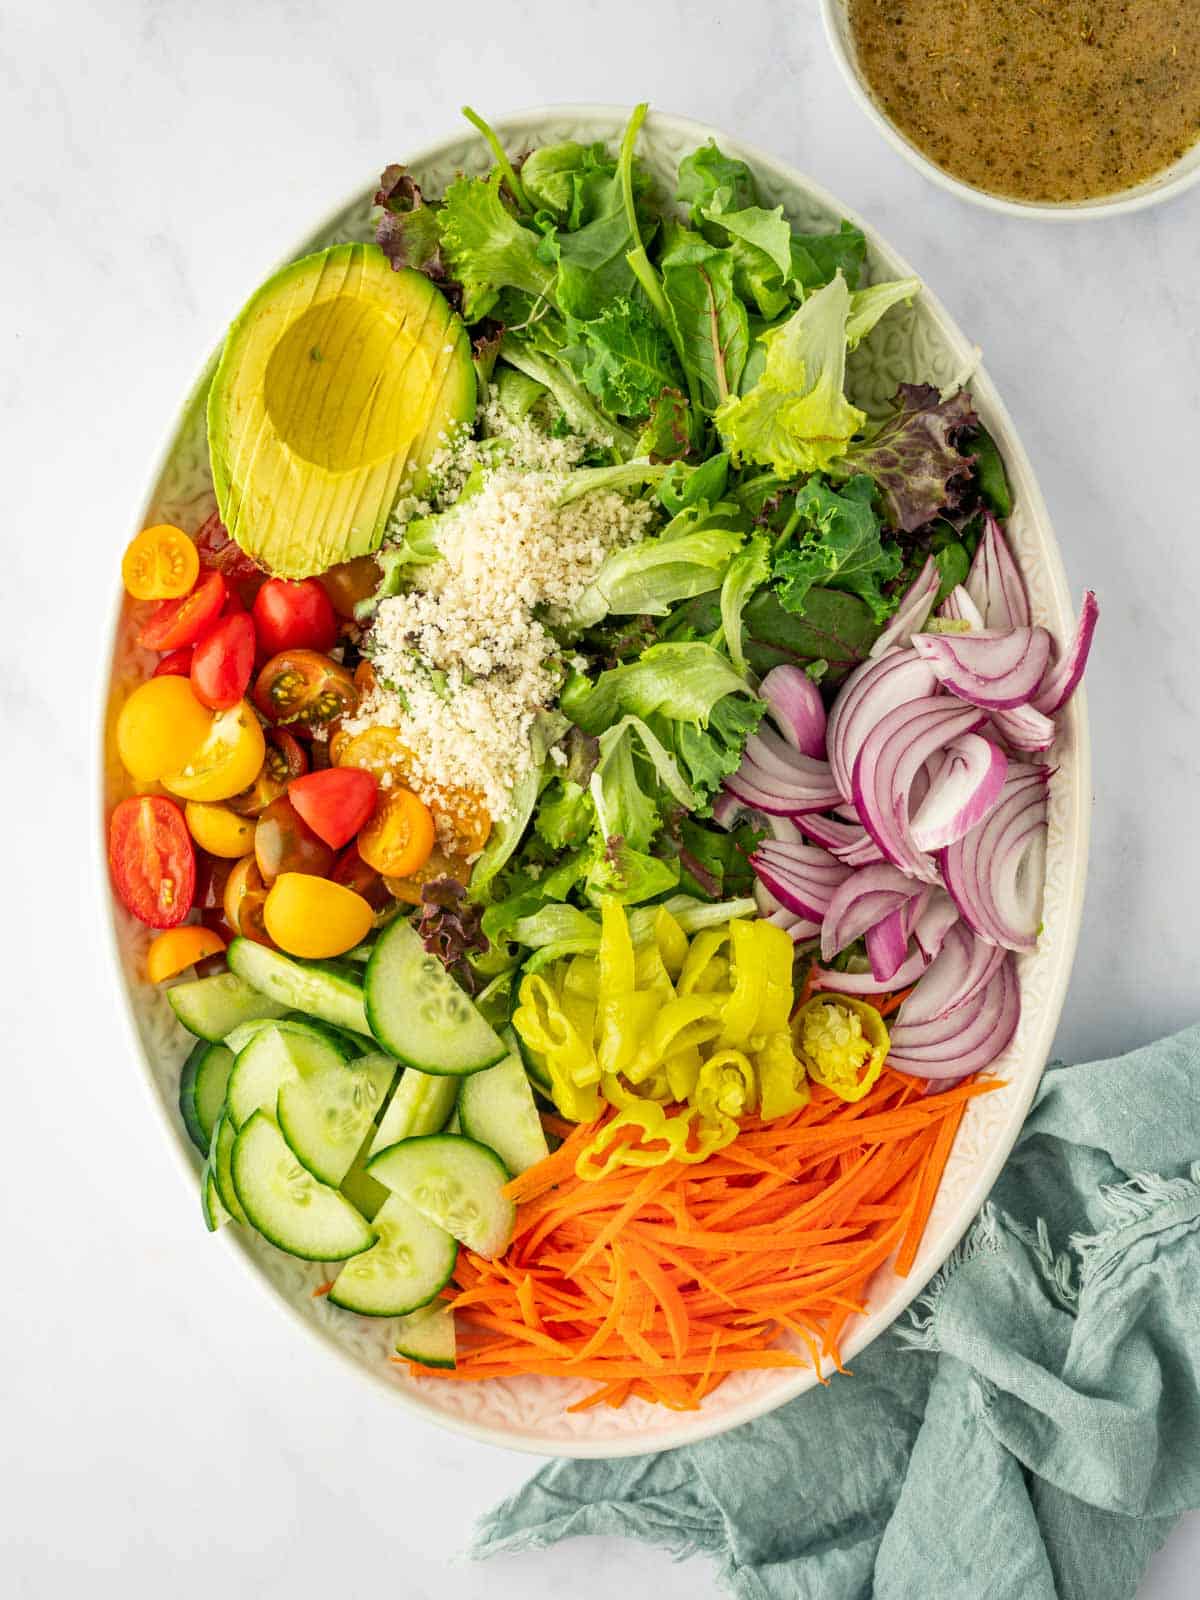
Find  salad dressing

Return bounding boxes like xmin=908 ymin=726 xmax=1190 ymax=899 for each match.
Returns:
xmin=848 ymin=0 xmax=1200 ymax=202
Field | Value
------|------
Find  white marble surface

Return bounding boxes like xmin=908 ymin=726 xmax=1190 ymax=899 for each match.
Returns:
xmin=3 ymin=1 xmax=1198 ymax=1595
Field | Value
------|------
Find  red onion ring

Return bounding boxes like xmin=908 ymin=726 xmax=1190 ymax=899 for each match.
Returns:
xmin=909 ymin=733 xmax=1008 ymax=852
xmin=750 ymin=840 xmax=853 ymax=921
xmin=852 ymin=698 xmax=985 ymax=883
xmin=938 ymin=765 xmax=1050 ymax=951
xmin=966 ymin=511 xmax=1030 ymax=629
xmin=819 ymin=862 xmax=924 ymax=962
xmin=912 ymin=626 xmax=1052 ymax=709
xmin=760 ymin=664 xmax=827 ymax=757
xmin=867 ymin=555 xmax=941 ymax=659
xmin=938 ymin=585 xmax=984 ymax=629
xmin=1032 ymin=591 xmax=1099 ymax=715
xmin=826 ymin=648 xmax=939 ymax=802
xmin=886 ymin=955 xmax=1019 ymax=1076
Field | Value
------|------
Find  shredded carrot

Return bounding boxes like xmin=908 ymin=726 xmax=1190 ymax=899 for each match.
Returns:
xmin=394 ymin=1067 xmax=999 ymax=1411
xmin=311 ymin=1281 xmax=334 ymax=1298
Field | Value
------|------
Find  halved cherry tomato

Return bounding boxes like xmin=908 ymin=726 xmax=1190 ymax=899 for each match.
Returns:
xmin=252 ymin=578 xmax=338 ymax=657
xmin=353 ymin=660 xmax=378 ymax=696
xmin=109 ymin=796 xmax=195 ymax=928
xmin=185 ymin=800 xmax=256 ymax=859
xmin=253 ymin=650 xmax=358 ymax=727
xmin=194 ymin=511 xmax=266 ymax=604
xmin=153 ymin=647 xmax=193 ymax=678
xmin=195 ymin=853 xmax=235 ymax=941
xmin=146 ymin=925 xmax=225 ymax=983
xmin=263 ymin=873 xmax=373 ymax=959
xmin=383 ymin=849 xmax=470 ymax=906
xmin=333 ymin=724 xmax=411 ymax=779
xmin=116 ymin=675 xmax=212 ymax=783
xmin=122 ymin=525 xmax=200 ymax=601
xmin=223 ymin=855 xmax=272 ymax=945
xmin=331 ymin=846 xmax=392 ymax=912
xmin=161 ymin=701 xmax=265 ymax=803
xmin=357 ymin=786 xmax=435 ymax=878
xmin=254 ymin=795 xmax=336 ymax=882
xmin=288 ymin=767 xmax=377 ymax=850
xmin=433 ymin=787 xmax=492 ymax=857
xmin=137 ymin=571 xmax=227 ymax=652
xmin=226 ymin=727 xmax=309 ymax=818
xmin=318 ymin=556 xmax=382 ymax=619
xmin=190 ymin=612 xmax=256 ymax=710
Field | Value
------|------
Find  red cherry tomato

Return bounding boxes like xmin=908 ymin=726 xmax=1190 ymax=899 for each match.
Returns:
xmin=194 ymin=511 xmax=266 ymax=605
xmin=252 ymin=650 xmax=358 ymax=728
xmin=108 ymin=796 xmax=195 ymax=928
xmin=252 ymin=578 xmax=338 ymax=658
xmin=254 ymin=795 xmax=336 ymax=882
xmin=331 ymin=845 xmax=392 ymax=911
xmin=137 ymin=571 xmax=227 ymax=652
xmin=153 ymin=647 xmax=194 ymax=678
xmin=190 ymin=612 xmax=257 ymax=710
xmin=288 ymin=766 xmax=378 ymax=850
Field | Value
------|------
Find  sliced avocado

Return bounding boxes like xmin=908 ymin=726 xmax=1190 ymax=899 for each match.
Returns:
xmin=208 ymin=242 xmax=474 ymax=578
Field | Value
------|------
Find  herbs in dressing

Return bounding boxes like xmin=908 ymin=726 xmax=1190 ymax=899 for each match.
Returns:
xmin=848 ymin=0 xmax=1200 ymax=202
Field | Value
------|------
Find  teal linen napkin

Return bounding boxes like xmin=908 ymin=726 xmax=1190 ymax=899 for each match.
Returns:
xmin=471 ymin=1025 xmax=1200 ymax=1600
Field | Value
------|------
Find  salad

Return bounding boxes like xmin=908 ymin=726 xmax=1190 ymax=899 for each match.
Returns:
xmin=107 ymin=106 xmax=1097 ymax=1409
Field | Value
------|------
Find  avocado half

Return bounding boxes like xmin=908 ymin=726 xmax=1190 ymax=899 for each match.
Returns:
xmin=207 ymin=242 xmax=475 ymax=578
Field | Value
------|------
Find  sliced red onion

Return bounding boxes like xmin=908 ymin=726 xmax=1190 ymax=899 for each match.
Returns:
xmin=990 ymin=704 xmax=1056 ymax=753
xmin=750 ymin=840 xmax=853 ymax=921
xmin=820 ymin=862 xmax=923 ymax=963
xmin=712 ymin=790 xmax=804 ymax=845
xmin=826 ymin=648 xmax=939 ymax=802
xmin=852 ymin=698 xmax=986 ymax=884
xmin=868 ymin=556 xmax=940 ymax=659
xmin=966 ymin=512 xmax=1030 ymax=630
xmin=938 ymin=584 xmax=984 ymax=629
xmin=1032 ymin=591 xmax=1099 ymax=715
xmin=808 ymin=890 xmax=958 ymax=995
xmin=723 ymin=760 xmax=841 ymax=818
xmin=760 ymin=665 xmax=827 ymax=758
xmin=865 ymin=907 xmax=910 ymax=984
xmin=796 ymin=812 xmax=885 ymax=867
xmin=887 ymin=956 xmax=1019 ymax=1077
xmin=895 ymin=922 xmax=1006 ymax=1028
xmin=765 ymin=906 xmax=823 ymax=942
xmin=912 ymin=627 xmax=1052 ymax=710
xmin=939 ymin=765 xmax=1049 ymax=952
xmin=909 ymin=733 xmax=1008 ymax=852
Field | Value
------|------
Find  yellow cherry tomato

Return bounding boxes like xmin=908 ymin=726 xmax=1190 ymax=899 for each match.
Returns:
xmin=145 ymin=924 xmax=226 ymax=983
xmin=121 ymin=524 xmax=200 ymax=600
xmin=334 ymin=725 xmax=413 ymax=779
xmin=263 ymin=872 xmax=374 ymax=958
xmin=184 ymin=801 xmax=256 ymax=859
xmin=116 ymin=676 xmax=213 ymax=783
xmin=357 ymin=786 xmax=435 ymax=878
xmin=162 ymin=701 xmax=266 ymax=802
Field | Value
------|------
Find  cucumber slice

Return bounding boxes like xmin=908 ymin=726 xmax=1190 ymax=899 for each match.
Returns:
xmin=368 ymin=1134 xmax=515 ymax=1259
xmin=511 ymin=1022 xmax=552 ymax=1092
xmin=201 ymin=1165 xmax=230 ymax=1232
xmin=277 ymin=1051 xmax=397 ymax=1187
xmin=226 ymin=938 xmax=370 ymax=1036
xmin=226 ymin=1023 xmax=351 ymax=1129
xmin=179 ymin=1041 xmax=233 ymax=1154
xmin=169 ymin=972 xmax=289 ymax=1042
xmin=364 ymin=920 xmax=505 ymax=1075
xmin=209 ymin=1108 xmax=248 ymax=1224
xmin=339 ymin=1148 xmax=390 ymax=1223
xmin=458 ymin=1036 xmax=549 ymax=1177
xmin=367 ymin=1067 xmax=459 ymax=1157
xmin=226 ymin=1015 xmax=363 ymax=1058
xmin=231 ymin=1112 xmax=374 ymax=1261
xmin=394 ymin=1302 xmax=457 ymax=1368
xmin=327 ymin=1194 xmax=457 ymax=1316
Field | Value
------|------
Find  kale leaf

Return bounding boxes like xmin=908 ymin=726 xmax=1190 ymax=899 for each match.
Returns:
xmin=773 ymin=474 xmax=902 ymax=623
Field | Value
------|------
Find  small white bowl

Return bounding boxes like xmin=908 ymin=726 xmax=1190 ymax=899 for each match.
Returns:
xmin=821 ymin=0 xmax=1200 ymax=219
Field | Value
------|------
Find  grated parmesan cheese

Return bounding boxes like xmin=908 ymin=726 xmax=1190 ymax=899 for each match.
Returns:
xmin=346 ymin=455 xmax=653 ymax=822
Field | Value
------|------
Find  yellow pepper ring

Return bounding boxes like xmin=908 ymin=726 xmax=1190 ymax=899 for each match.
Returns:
xmin=792 ymin=994 xmax=890 ymax=1104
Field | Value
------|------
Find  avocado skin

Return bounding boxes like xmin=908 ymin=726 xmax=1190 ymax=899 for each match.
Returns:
xmin=208 ymin=242 xmax=474 ymax=579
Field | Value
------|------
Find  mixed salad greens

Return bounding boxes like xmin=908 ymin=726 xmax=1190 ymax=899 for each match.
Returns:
xmin=106 ymin=106 xmax=1096 ymax=1410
